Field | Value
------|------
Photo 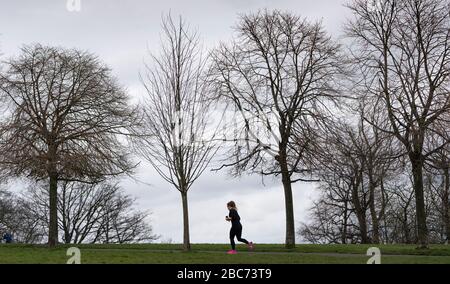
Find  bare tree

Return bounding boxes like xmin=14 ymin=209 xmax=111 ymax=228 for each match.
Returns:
xmin=425 ymin=126 xmax=450 ymax=243
xmin=0 ymin=45 xmax=137 ymax=246
xmin=59 ymin=182 xmax=118 ymax=244
xmin=355 ymin=104 xmax=398 ymax=243
xmin=0 ymin=188 xmax=46 ymax=243
xmin=92 ymin=186 xmax=159 ymax=244
xmin=299 ymin=198 xmax=357 ymax=244
xmin=22 ymin=181 xmax=159 ymax=244
xmin=212 ymin=10 xmax=344 ymax=248
xmin=384 ymin=178 xmax=417 ymax=244
xmin=316 ymin=120 xmax=371 ymax=243
xmin=300 ymin=102 xmax=402 ymax=244
xmin=298 ymin=177 xmax=361 ymax=244
xmin=346 ymin=0 xmax=450 ymax=248
xmin=135 ymin=15 xmax=217 ymax=251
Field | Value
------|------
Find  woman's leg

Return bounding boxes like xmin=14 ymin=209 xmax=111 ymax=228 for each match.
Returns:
xmin=229 ymin=227 xmax=236 ymax=250
xmin=236 ymin=226 xmax=249 ymax=244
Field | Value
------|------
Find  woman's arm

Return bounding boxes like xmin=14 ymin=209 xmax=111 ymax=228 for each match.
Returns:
xmin=226 ymin=210 xmax=234 ymax=221
xmin=228 ymin=209 xmax=237 ymax=221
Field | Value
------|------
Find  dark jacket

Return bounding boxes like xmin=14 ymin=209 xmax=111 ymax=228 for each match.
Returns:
xmin=228 ymin=208 xmax=242 ymax=227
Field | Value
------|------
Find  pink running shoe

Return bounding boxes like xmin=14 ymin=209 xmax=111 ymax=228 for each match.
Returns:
xmin=248 ymin=242 xmax=254 ymax=250
xmin=227 ymin=250 xmax=237 ymax=255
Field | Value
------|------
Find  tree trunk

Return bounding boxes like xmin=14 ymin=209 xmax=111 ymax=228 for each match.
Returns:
xmin=355 ymin=210 xmax=368 ymax=243
xmin=342 ymin=199 xmax=348 ymax=244
xmin=410 ymin=156 xmax=428 ymax=248
xmin=61 ymin=186 xmax=71 ymax=244
xmin=48 ymin=173 xmax=58 ymax=247
xmin=181 ymin=191 xmax=191 ymax=251
xmin=369 ymin=181 xmax=380 ymax=244
xmin=443 ymin=167 xmax=450 ymax=243
xmin=403 ymin=208 xmax=410 ymax=244
xmin=278 ymin=152 xmax=295 ymax=249
xmin=351 ymin=179 xmax=369 ymax=244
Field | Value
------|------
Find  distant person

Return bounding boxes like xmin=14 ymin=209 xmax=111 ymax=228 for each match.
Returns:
xmin=225 ymin=201 xmax=253 ymax=254
xmin=3 ymin=232 xmax=13 ymax=243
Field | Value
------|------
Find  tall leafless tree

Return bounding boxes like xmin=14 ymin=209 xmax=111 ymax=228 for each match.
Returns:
xmin=0 ymin=45 xmax=137 ymax=246
xmin=346 ymin=0 xmax=450 ymax=248
xmin=316 ymin=119 xmax=372 ymax=243
xmin=212 ymin=10 xmax=344 ymax=248
xmin=425 ymin=124 xmax=450 ymax=242
xmin=135 ymin=15 xmax=218 ymax=251
xmin=356 ymin=104 xmax=398 ymax=243
xmin=332 ymin=124 xmax=369 ymax=243
xmin=300 ymin=100 xmax=402 ymax=244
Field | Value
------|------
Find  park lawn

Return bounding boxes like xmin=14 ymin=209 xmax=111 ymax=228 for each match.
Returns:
xmin=0 ymin=244 xmax=450 ymax=264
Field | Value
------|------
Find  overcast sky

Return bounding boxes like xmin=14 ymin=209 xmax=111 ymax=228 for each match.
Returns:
xmin=0 ymin=0 xmax=351 ymax=244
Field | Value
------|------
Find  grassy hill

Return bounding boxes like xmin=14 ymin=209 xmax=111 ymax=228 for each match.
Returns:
xmin=1 ymin=243 xmax=450 ymax=264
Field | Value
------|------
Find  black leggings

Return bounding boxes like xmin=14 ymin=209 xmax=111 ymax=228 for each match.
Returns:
xmin=230 ymin=225 xmax=249 ymax=250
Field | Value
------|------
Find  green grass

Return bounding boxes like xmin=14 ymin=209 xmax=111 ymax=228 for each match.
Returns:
xmin=1 ymin=243 xmax=450 ymax=264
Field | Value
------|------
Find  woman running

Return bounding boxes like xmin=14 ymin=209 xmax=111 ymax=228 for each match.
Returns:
xmin=225 ymin=201 xmax=254 ymax=254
